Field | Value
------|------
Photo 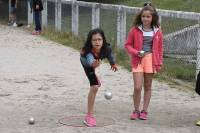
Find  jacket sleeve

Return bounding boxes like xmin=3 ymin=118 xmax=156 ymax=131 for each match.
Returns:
xmin=106 ymin=46 xmax=116 ymax=66
xmin=159 ymin=31 xmax=163 ymax=65
xmin=124 ymin=28 xmax=138 ymax=56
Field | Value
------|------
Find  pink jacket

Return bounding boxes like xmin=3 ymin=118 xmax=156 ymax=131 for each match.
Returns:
xmin=124 ymin=26 xmax=163 ymax=72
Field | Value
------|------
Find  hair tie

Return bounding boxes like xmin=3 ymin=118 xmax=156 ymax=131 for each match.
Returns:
xmin=143 ymin=2 xmax=152 ymax=7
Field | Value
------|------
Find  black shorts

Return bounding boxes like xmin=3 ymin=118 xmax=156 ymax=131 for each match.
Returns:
xmin=81 ymin=62 xmax=100 ymax=86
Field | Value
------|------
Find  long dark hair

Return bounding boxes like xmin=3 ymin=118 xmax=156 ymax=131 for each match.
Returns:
xmin=81 ymin=28 xmax=110 ymax=59
xmin=134 ymin=2 xmax=159 ymax=28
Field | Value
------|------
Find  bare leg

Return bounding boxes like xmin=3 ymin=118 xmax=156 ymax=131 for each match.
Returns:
xmin=142 ymin=73 xmax=154 ymax=112
xmin=13 ymin=13 xmax=16 ymax=22
xmin=10 ymin=13 xmax=16 ymax=23
xmin=87 ymin=85 xmax=99 ymax=114
xmin=133 ymin=72 xmax=143 ymax=111
xmin=9 ymin=14 xmax=13 ymax=22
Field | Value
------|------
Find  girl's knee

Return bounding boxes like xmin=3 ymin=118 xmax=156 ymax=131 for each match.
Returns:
xmin=134 ymin=87 xmax=142 ymax=92
xmin=90 ymin=85 xmax=99 ymax=93
xmin=144 ymin=87 xmax=151 ymax=92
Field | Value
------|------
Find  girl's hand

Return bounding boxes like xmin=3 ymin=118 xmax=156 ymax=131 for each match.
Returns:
xmin=92 ymin=59 xmax=100 ymax=68
xmin=111 ymin=64 xmax=118 ymax=72
xmin=156 ymin=65 xmax=163 ymax=72
xmin=36 ymin=5 xmax=39 ymax=9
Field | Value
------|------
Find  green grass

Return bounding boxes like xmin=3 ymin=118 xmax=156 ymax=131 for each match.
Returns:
xmin=115 ymin=0 xmax=200 ymax=13
xmin=115 ymin=48 xmax=131 ymax=70
xmin=82 ymin=0 xmax=200 ymax=12
xmin=41 ymin=28 xmax=84 ymax=50
xmin=158 ymin=58 xmax=195 ymax=80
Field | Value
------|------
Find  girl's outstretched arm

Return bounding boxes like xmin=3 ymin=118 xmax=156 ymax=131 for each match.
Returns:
xmin=106 ymin=46 xmax=118 ymax=72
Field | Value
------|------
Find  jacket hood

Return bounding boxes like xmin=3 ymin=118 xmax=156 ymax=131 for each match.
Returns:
xmin=138 ymin=25 xmax=160 ymax=33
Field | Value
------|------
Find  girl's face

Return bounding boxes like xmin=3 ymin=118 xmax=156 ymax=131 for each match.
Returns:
xmin=91 ymin=33 xmax=103 ymax=51
xmin=141 ymin=10 xmax=153 ymax=28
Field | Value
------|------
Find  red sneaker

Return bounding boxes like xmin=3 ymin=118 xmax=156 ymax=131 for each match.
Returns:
xmin=130 ymin=110 xmax=140 ymax=120
xmin=139 ymin=111 xmax=148 ymax=120
xmin=31 ymin=30 xmax=40 ymax=35
xmin=83 ymin=114 xmax=96 ymax=127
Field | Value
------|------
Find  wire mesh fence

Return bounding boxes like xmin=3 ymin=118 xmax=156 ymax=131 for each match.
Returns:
xmin=61 ymin=3 xmax=71 ymax=33
xmin=79 ymin=6 xmax=91 ymax=38
xmin=100 ymin=9 xmax=117 ymax=45
xmin=162 ymin=17 xmax=198 ymax=80
xmin=0 ymin=0 xmax=9 ymax=21
xmin=47 ymin=1 xmax=55 ymax=28
xmin=1 ymin=0 xmax=199 ymax=81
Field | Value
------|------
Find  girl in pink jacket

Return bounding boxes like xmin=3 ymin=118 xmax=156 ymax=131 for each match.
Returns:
xmin=125 ymin=2 xmax=163 ymax=120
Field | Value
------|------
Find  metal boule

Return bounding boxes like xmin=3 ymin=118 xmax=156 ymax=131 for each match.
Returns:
xmin=104 ymin=91 xmax=112 ymax=100
xmin=139 ymin=50 xmax=145 ymax=57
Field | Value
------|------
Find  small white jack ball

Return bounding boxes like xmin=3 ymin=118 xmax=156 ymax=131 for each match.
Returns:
xmin=29 ymin=117 xmax=35 ymax=125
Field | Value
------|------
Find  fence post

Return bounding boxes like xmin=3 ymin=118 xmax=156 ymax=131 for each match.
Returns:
xmin=55 ymin=0 xmax=62 ymax=31
xmin=8 ymin=0 xmax=11 ymax=20
xmin=196 ymin=19 xmax=200 ymax=79
xmin=159 ymin=15 xmax=162 ymax=26
xmin=117 ymin=6 xmax=126 ymax=48
xmin=42 ymin=0 xmax=48 ymax=28
xmin=27 ymin=0 xmax=33 ymax=25
xmin=92 ymin=3 xmax=100 ymax=29
xmin=72 ymin=1 xmax=79 ymax=36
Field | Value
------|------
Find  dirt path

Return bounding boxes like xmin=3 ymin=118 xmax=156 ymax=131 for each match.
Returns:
xmin=0 ymin=24 xmax=200 ymax=133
